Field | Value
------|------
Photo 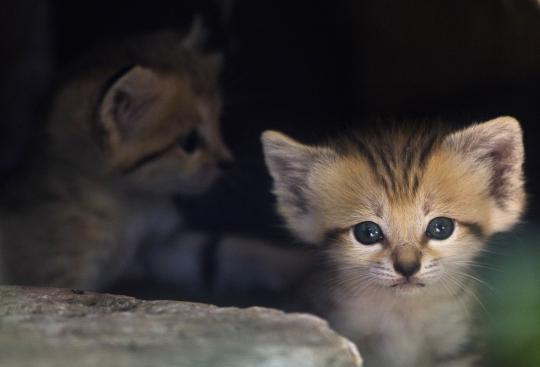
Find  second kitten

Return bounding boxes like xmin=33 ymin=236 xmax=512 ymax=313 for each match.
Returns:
xmin=0 ymin=22 xmax=231 ymax=290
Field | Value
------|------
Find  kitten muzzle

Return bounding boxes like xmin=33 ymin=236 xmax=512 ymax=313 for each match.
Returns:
xmin=392 ymin=245 xmax=421 ymax=278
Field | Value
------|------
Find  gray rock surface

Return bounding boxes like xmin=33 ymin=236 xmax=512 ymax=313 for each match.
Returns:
xmin=0 ymin=286 xmax=362 ymax=367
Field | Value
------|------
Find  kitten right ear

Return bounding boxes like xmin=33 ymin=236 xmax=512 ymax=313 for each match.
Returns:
xmin=443 ymin=116 xmax=525 ymax=233
xmin=181 ymin=16 xmax=207 ymax=50
xmin=261 ymin=131 xmax=335 ymax=243
xmin=99 ymin=65 xmax=164 ymax=148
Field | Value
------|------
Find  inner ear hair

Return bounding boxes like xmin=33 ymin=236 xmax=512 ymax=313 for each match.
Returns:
xmin=261 ymin=131 xmax=324 ymax=207
xmin=261 ymin=131 xmax=336 ymax=243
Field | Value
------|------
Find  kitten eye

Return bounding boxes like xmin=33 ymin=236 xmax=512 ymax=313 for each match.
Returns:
xmin=353 ymin=221 xmax=384 ymax=245
xmin=426 ymin=217 xmax=454 ymax=240
xmin=177 ymin=130 xmax=200 ymax=153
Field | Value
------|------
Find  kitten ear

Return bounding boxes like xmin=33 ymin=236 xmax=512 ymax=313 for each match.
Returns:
xmin=261 ymin=130 xmax=335 ymax=243
xmin=181 ymin=16 xmax=223 ymax=73
xmin=181 ymin=15 xmax=207 ymax=50
xmin=99 ymin=65 xmax=163 ymax=145
xmin=443 ymin=116 xmax=525 ymax=232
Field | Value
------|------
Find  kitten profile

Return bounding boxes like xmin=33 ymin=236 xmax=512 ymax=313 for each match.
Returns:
xmin=262 ymin=117 xmax=525 ymax=367
xmin=0 ymin=20 xmax=232 ymax=290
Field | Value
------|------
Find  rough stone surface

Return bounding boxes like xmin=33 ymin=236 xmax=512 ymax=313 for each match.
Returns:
xmin=0 ymin=286 xmax=362 ymax=367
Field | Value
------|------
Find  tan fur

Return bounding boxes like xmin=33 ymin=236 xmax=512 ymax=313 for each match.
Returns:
xmin=0 ymin=23 xmax=231 ymax=290
xmin=262 ymin=117 xmax=525 ymax=367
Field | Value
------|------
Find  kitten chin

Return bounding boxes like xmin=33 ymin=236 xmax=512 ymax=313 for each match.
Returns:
xmin=262 ymin=116 xmax=525 ymax=367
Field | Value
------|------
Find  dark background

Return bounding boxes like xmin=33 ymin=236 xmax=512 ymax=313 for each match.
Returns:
xmin=1 ymin=1 xmax=540 ymax=365
xmin=2 ymin=0 xmax=540 ymax=232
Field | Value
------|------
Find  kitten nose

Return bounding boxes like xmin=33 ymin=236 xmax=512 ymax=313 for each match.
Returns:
xmin=393 ymin=260 xmax=421 ymax=278
xmin=392 ymin=245 xmax=421 ymax=278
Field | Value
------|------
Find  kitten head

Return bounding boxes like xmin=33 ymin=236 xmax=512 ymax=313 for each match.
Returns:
xmin=95 ymin=22 xmax=231 ymax=196
xmin=261 ymin=117 xmax=525 ymax=296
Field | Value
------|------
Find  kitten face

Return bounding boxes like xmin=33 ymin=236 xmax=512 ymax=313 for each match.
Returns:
xmin=97 ymin=37 xmax=231 ymax=196
xmin=311 ymin=150 xmax=491 ymax=294
xmin=262 ymin=117 xmax=524 ymax=296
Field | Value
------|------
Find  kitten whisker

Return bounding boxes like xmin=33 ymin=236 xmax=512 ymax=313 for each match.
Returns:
xmin=446 ymin=273 xmax=491 ymax=319
xmin=448 ymin=270 xmax=497 ymax=294
xmin=447 ymin=260 xmax=503 ymax=273
xmin=476 ymin=248 xmax=503 ymax=256
xmin=440 ymin=275 xmax=471 ymax=319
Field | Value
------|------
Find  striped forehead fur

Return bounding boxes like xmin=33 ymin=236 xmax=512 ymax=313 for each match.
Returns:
xmin=330 ymin=123 xmax=451 ymax=201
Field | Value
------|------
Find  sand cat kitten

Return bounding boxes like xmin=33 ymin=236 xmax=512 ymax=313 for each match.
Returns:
xmin=0 ymin=21 xmax=232 ymax=290
xmin=261 ymin=117 xmax=525 ymax=367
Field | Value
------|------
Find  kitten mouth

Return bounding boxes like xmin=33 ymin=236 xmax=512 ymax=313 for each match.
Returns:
xmin=390 ymin=279 xmax=426 ymax=288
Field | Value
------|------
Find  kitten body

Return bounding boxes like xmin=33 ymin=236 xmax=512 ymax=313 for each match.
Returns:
xmin=0 ymin=23 xmax=232 ymax=290
xmin=262 ymin=117 xmax=525 ymax=367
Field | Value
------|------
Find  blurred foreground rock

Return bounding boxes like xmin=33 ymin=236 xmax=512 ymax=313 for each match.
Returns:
xmin=0 ymin=286 xmax=361 ymax=367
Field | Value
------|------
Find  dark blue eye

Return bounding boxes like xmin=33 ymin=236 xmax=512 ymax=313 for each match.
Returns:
xmin=426 ymin=217 xmax=454 ymax=240
xmin=353 ymin=221 xmax=383 ymax=245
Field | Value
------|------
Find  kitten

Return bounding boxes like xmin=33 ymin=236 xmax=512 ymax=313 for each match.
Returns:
xmin=261 ymin=117 xmax=525 ymax=367
xmin=0 ymin=20 xmax=232 ymax=290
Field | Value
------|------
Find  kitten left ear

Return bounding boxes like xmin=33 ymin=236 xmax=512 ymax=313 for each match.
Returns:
xmin=99 ymin=65 xmax=164 ymax=147
xmin=261 ymin=131 xmax=336 ymax=243
xmin=443 ymin=116 xmax=525 ymax=232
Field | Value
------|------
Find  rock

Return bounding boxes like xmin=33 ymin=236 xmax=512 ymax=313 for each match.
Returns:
xmin=0 ymin=286 xmax=362 ymax=367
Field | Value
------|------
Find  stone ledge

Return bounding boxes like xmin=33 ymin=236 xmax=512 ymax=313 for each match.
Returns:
xmin=0 ymin=286 xmax=362 ymax=367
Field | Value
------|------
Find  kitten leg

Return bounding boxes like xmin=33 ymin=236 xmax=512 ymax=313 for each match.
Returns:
xmin=143 ymin=231 xmax=211 ymax=289
xmin=214 ymin=235 xmax=309 ymax=293
xmin=144 ymin=233 xmax=308 ymax=294
xmin=0 ymin=202 xmax=130 ymax=290
xmin=16 ymin=235 xmax=131 ymax=291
